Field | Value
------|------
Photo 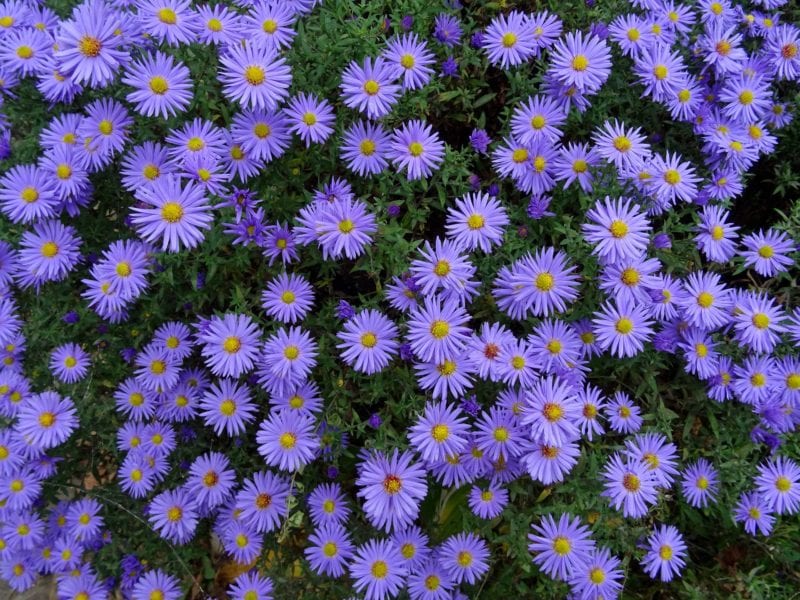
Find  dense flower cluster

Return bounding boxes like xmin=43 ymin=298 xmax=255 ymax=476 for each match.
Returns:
xmin=0 ymin=0 xmax=799 ymax=598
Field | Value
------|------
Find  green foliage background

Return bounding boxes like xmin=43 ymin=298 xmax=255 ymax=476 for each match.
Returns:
xmin=2 ymin=0 xmax=800 ymax=598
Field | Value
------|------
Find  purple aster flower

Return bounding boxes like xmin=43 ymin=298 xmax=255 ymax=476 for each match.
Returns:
xmin=606 ymin=391 xmax=643 ymax=434
xmin=356 ymin=449 xmax=428 ymax=532
xmin=368 ymin=413 xmax=382 ymax=428
xmin=16 ymin=391 xmax=77 ymax=450
xmin=261 ymin=272 xmax=314 ymax=324
xmin=511 ymin=94 xmax=567 ymax=146
xmin=733 ymin=292 xmax=786 ymax=353
xmin=720 ymin=74 xmax=771 ymax=123
xmin=340 ymin=120 xmax=391 ymax=177
xmin=767 ymin=24 xmax=800 ymax=80
xmin=218 ymin=41 xmax=292 ymax=111
xmin=120 ymin=142 xmax=178 ymax=193
xmin=634 ymin=44 xmax=687 ymax=102
xmin=256 ymin=409 xmax=319 ymax=473
xmin=694 ymin=204 xmax=739 ymax=263
xmin=235 ymin=470 xmax=290 ymax=534
xmin=138 ymin=0 xmax=200 ymax=46
xmin=524 ymin=438 xmax=581 ymax=485
xmin=553 ymin=141 xmax=599 ymax=193
xmin=407 ymin=559 xmax=453 ymax=599
xmin=131 ymin=570 xmax=182 ymax=600
xmin=229 ymin=109 xmax=291 ymax=164
xmin=383 ymin=33 xmax=435 ymax=90
xmin=187 ymin=451 xmax=236 ymax=510
xmin=122 ymin=51 xmax=192 ymax=119
xmin=681 ymin=458 xmax=719 ymax=508
xmin=583 ymin=196 xmax=650 ymax=263
xmin=624 ymin=432 xmax=679 ymax=488
xmin=408 ymin=400 xmax=469 ymax=462
xmin=0 ymin=164 xmax=59 ymax=224
xmin=349 ymin=539 xmax=408 ymax=600
xmin=199 ymin=378 xmax=257 ymax=437
xmin=640 ymin=525 xmax=687 ymax=582
xmin=283 ymin=93 xmax=335 ymax=147
xmin=414 ymin=354 xmax=476 ymax=401
xmin=316 ymin=198 xmax=377 ymax=260
xmin=340 ymin=56 xmax=400 ymax=120
xmin=335 ymin=299 xmax=355 ymax=320
xmin=549 ymin=31 xmax=612 ymax=93
xmin=440 ymin=56 xmax=459 ymax=77
xmin=678 ymin=271 xmax=733 ymax=331
xmin=388 ymin=120 xmax=445 ymax=181
xmin=50 ymin=342 xmax=90 ymax=384
xmin=199 ymin=313 xmax=261 ymax=379
xmin=337 ymin=309 xmax=399 ymax=374
xmin=601 ymin=452 xmax=659 ymax=518
xmin=308 ymin=482 xmax=351 ymax=526
xmin=258 ymin=326 xmax=318 ymax=390
xmin=409 ymin=238 xmax=477 ymax=301
xmin=527 ymin=194 xmax=555 ymax=219
xmin=148 ymin=487 xmax=198 ymax=545
xmin=405 ymin=295 xmax=471 ymax=363
xmin=306 ymin=522 xmax=354 ymax=577
xmin=755 ymin=457 xmax=800 ymax=515
xmin=592 ymin=298 xmax=655 ymax=358
xmin=468 ymin=482 xmax=509 ymax=519
xmin=591 ymin=119 xmax=651 ymax=171
xmin=474 ymin=405 xmax=523 ymax=461
xmin=483 ymin=11 xmax=537 ymax=69
xmin=521 ymin=375 xmax=581 ymax=446
xmin=469 ymin=128 xmax=491 ymax=154
xmin=568 ymin=546 xmax=624 ymax=600
xmin=228 ymin=571 xmax=273 ymax=600
xmin=196 ymin=4 xmax=244 ymax=46
xmin=433 ymin=14 xmax=462 ymax=47
xmin=130 ymin=175 xmax=212 ymax=253
xmin=734 ymin=491 xmax=775 ymax=536
xmin=648 ymin=151 xmax=700 ymax=205
xmin=439 ymin=533 xmax=489 ymax=585
xmin=242 ymin=2 xmax=296 ymax=50
xmin=740 ymin=228 xmax=795 ymax=277
xmin=528 ymin=513 xmax=595 ymax=581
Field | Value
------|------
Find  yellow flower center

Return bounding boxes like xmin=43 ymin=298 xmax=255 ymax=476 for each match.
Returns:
xmin=360 ymin=332 xmax=378 ymax=348
xmin=437 ymin=360 xmax=456 ymax=376
xmin=748 ymin=507 xmax=760 ymax=519
xmin=751 ymin=313 xmax=769 ymax=329
xmin=166 ymin=506 xmax=182 ymax=521
xmin=710 ymin=2 xmax=723 ymax=14
xmin=244 ymin=65 xmax=265 ymax=86
xmin=659 ymin=545 xmax=673 ymax=560
xmin=572 ymin=158 xmax=588 ymax=173
xmin=360 ymin=139 xmax=376 ymax=156
xmin=55 ymin=163 xmax=73 ymax=180
xmin=223 ymin=336 xmax=241 ymax=354
xmin=142 ymin=163 xmax=160 ymax=180
xmin=696 ymin=476 xmax=708 ymax=490
xmin=786 ymin=374 xmax=800 ymax=390
xmin=253 ymin=122 xmax=271 ymax=138
xmin=207 ymin=18 xmax=222 ymax=32
xmin=434 ymin=259 xmax=450 ymax=277
xmin=16 ymin=45 xmax=33 ymax=59
xmin=302 ymin=112 xmax=317 ymax=126
xmin=430 ymin=320 xmax=449 ymax=339
xmin=187 ymin=136 xmax=204 ymax=151
xmin=623 ymin=473 xmax=640 ymax=491
xmin=401 ymin=543 xmax=415 ymax=559
xmin=157 ymin=8 xmax=176 ymax=23
xmin=98 ymin=120 xmax=113 ymax=135
xmin=322 ymin=541 xmax=337 ymax=557
xmin=716 ymin=40 xmax=731 ymax=56
xmin=782 ymin=43 xmax=798 ymax=59
xmin=383 ymin=474 xmax=402 ymax=494
xmin=424 ymin=575 xmax=440 ymax=590
xmin=543 ymin=402 xmax=564 ymax=422
xmin=219 ymin=399 xmax=236 ymax=416
xmin=621 ymin=268 xmax=640 ymax=286
xmin=432 ymin=423 xmax=449 ymax=442
xmin=615 ymin=318 xmax=633 ymax=334
xmin=338 ymin=219 xmax=354 ymax=234
xmin=64 ymin=356 xmax=77 ymax=368
xmin=664 ymin=169 xmax=681 ymax=185
xmin=0 ymin=16 xmax=13 ymax=28
xmin=552 ymin=536 xmax=571 ymax=556
xmin=149 ymin=76 xmax=169 ymax=95
xmin=533 ymin=156 xmax=546 ymax=172
xmin=408 ymin=142 xmax=424 ymax=157
xmin=627 ymin=28 xmax=640 ymax=41
xmin=583 ymin=403 xmax=597 ymax=418
xmin=502 ymin=32 xmax=517 ymax=48
xmin=493 ymin=426 xmax=508 ymax=442
xmin=511 ymin=355 xmax=526 ymax=369
xmin=235 ymin=533 xmax=248 ymax=548
xmin=609 ymin=219 xmax=628 ymax=238
xmin=400 ymin=53 xmax=415 ymax=69
xmin=284 ymin=345 xmax=299 ymax=360
xmin=279 ymin=432 xmax=297 ymax=449
xmin=363 ymin=80 xmax=379 ymax=95
xmin=589 ymin=567 xmax=606 ymax=584
xmin=758 ymin=245 xmax=774 ymax=259
xmin=776 ymin=476 xmax=791 ymax=492
xmin=160 ymin=202 xmax=183 ymax=223
xmin=751 ymin=373 xmax=766 ymax=387
xmin=654 ymin=65 xmax=668 ymax=80
xmin=571 ymin=54 xmax=588 ymax=71
xmin=697 ymin=292 xmax=713 ymax=308
xmin=738 ymin=90 xmax=754 ymax=105
xmin=255 ymin=493 xmax=271 ymax=508
xmin=371 ymin=560 xmax=388 ymax=579
xmin=695 ymin=343 xmax=708 ymax=358
xmin=21 ymin=187 xmax=39 ymax=203
xmin=457 ymin=551 xmax=473 ymax=567
xmin=262 ymin=19 xmax=277 ymax=33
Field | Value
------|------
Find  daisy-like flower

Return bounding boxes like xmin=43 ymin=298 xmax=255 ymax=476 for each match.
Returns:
xmin=235 ymin=470 xmax=290 ymax=534
xmin=601 ymin=453 xmax=658 ymax=518
xmin=228 ymin=571 xmax=273 ymax=600
xmin=283 ymin=93 xmax=335 ymax=147
xmin=511 ymin=94 xmax=567 ymax=146
xmin=131 ymin=570 xmax=182 ymax=600
xmin=740 ymin=228 xmax=795 ymax=277
xmin=337 ymin=309 xmax=399 ymax=374
xmin=406 ymin=296 xmax=472 ymax=364
xmin=445 ymin=192 xmax=509 ymax=253
xmin=624 ymin=432 xmax=679 ymax=488
xmin=199 ymin=378 xmax=257 ymax=437
xmin=640 ymin=525 xmax=687 ymax=582
xmin=340 ymin=56 xmax=400 ymax=119
xmin=407 ymin=559 xmax=453 ymax=600
xmin=755 ymin=457 xmax=800 ymax=515
xmin=609 ymin=14 xmax=653 ymax=57
xmin=121 ymin=142 xmax=178 ymax=193
xmin=0 ymin=164 xmax=58 ymax=224
xmin=261 ymin=272 xmax=314 ymax=324
xmin=694 ymin=204 xmax=740 ymax=263
xmin=340 ymin=120 xmax=391 ymax=177
xmin=720 ymin=74 xmax=771 ymax=123
xmin=575 ymin=384 xmax=606 ymax=440
xmin=148 ymin=487 xmax=198 ymax=544
xmin=474 ymin=405 xmax=523 ymax=461
xmin=259 ymin=326 xmax=318 ymax=385
xmin=522 ymin=375 xmax=581 ymax=446
xmin=681 ymin=459 xmax=719 ymax=508
xmin=316 ymin=198 xmax=377 ymax=260
xmin=16 ymin=391 xmax=77 ymax=450
xmin=592 ymin=298 xmax=655 ymax=358
xmin=553 ymin=141 xmax=599 ymax=192
xmin=648 ymin=151 xmax=700 ymax=204
xmin=17 ymin=221 xmax=81 ymax=289
xmin=733 ymin=292 xmax=786 ymax=353
xmin=388 ymin=120 xmax=445 ymax=181
xmin=130 ymin=176 xmax=213 ymax=253
xmin=410 ymin=238 xmax=477 ymax=299
xmin=483 ymin=11 xmax=536 ymax=69
xmin=271 ymin=380 xmax=323 ymax=416
xmin=468 ymin=482 xmax=509 ymax=519
xmin=229 ymin=109 xmax=290 ymax=165
xmin=591 ymin=119 xmax=651 ymax=171
xmin=438 ymin=533 xmax=490 ymax=585
xmin=308 ymin=482 xmax=351 ymax=526
xmin=606 ymin=391 xmax=643 ymax=434
xmin=583 ymin=196 xmax=650 ymax=263
xmin=414 ymin=355 xmax=476 ymax=401
xmin=568 ymin=546 xmax=624 ymax=600
xmin=525 ymin=438 xmax=581 ymax=485
xmin=356 ymin=449 xmax=428 ymax=532
xmin=495 ymin=248 xmax=580 ymax=319
xmin=349 ymin=539 xmax=408 ymax=600
xmin=196 ymin=4 xmax=244 ymax=46
xmin=408 ymin=400 xmax=470 ymax=462
xmin=242 ymin=1 xmax=296 ymax=51
xmin=634 ymin=44 xmax=687 ymax=102
xmin=187 ymin=451 xmax=236 ymax=510
xmin=383 ymin=33 xmax=435 ymax=91
xmin=256 ymin=409 xmax=319 ymax=473
xmin=49 ymin=342 xmax=90 ymax=384
xmin=165 ymin=117 xmax=227 ymax=162
xmin=122 ymin=51 xmax=193 ymax=119
xmin=1 ymin=28 xmax=52 ymax=77
xmin=466 ymin=322 xmax=514 ymax=381
xmin=306 ymin=522 xmax=354 ymax=577
xmin=528 ymin=513 xmax=595 ymax=581
xmin=138 ymin=0 xmax=200 ymax=46
xmin=733 ymin=491 xmax=775 ymax=536
xmin=767 ymin=24 xmax=800 ymax=81
xmin=67 ymin=498 xmax=104 ymax=542
xmin=218 ymin=41 xmax=292 ymax=111
xmin=678 ymin=271 xmax=733 ymax=331
xmin=198 ymin=313 xmax=261 ymax=379
xmin=549 ymin=30 xmax=612 ymax=93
